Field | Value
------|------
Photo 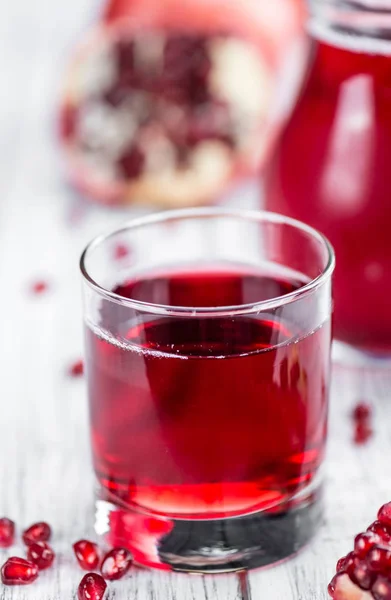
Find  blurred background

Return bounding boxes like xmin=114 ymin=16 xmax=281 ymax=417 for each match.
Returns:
xmin=0 ymin=0 xmax=308 ymax=319
xmin=0 ymin=0 xmax=306 ymax=222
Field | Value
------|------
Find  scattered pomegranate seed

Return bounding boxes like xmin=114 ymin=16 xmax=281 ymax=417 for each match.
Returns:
xmin=69 ymin=359 xmax=84 ymax=377
xmin=73 ymin=540 xmax=100 ymax=570
xmin=354 ymin=421 xmax=373 ymax=445
xmin=1 ymin=557 xmax=39 ymax=585
xmin=0 ymin=518 xmax=15 ymax=547
xmin=78 ymin=573 xmax=107 ymax=600
xmin=113 ymin=243 xmax=130 ymax=260
xmin=352 ymin=403 xmax=372 ymax=421
xmin=329 ymin=500 xmax=391 ymax=598
xmin=22 ymin=522 xmax=52 ymax=546
xmin=352 ymin=401 xmax=373 ymax=445
xmin=100 ymin=547 xmax=132 ymax=581
xmin=27 ymin=541 xmax=55 ymax=570
xmin=30 ymin=280 xmax=49 ymax=295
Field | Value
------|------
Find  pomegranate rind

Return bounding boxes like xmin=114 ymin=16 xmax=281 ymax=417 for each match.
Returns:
xmin=101 ymin=0 xmax=304 ymax=60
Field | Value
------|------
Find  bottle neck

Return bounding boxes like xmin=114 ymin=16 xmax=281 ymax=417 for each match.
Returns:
xmin=309 ymin=0 xmax=391 ymax=54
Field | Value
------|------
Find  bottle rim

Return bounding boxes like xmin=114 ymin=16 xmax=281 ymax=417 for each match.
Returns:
xmin=309 ymin=0 xmax=391 ymax=51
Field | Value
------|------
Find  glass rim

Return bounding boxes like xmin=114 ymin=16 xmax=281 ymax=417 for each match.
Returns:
xmin=80 ymin=207 xmax=335 ymax=317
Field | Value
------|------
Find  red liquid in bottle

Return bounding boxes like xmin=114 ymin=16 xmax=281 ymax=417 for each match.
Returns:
xmin=86 ymin=267 xmax=330 ymax=520
xmin=265 ymin=35 xmax=391 ymax=354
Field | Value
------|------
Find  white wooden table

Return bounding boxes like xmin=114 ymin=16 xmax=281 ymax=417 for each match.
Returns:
xmin=1 ymin=0 xmax=391 ymax=598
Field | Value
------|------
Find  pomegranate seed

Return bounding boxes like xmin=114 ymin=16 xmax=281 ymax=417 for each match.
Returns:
xmin=372 ymin=576 xmax=391 ymax=600
xmin=115 ymin=39 xmax=135 ymax=74
xmin=118 ymin=146 xmax=145 ymax=180
xmin=113 ymin=243 xmax=130 ymax=260
xmin=336 ymin=551 xmax=355 ymax=574
xmin=367 ymin=546 xmax=391 ymax=574
xmin=0 ymin=518 xmax=15 ymax=547
xmin=22 ymin=522 xmax=52 ymax=546
xmin=352 ymin=400 xmax=373 ymax=445
xmin=354 ymin=532 xmax=381 ymax=558
xmin=73 ymin=540 xmax=100 ymax=570
xmin=1 ymin=557 xmax=39 ymax=585
xmin=350 ymin=558 xmax=376 ymax=590
xmin=378 ymin=503 xmax=391 ymax=527
xmin=103 ymin=82 xmax=131 ymax=107
xmin=69 ymin=360 xmax=84 ymax=377
xmin=27 ymin=541 xmax=55 ymax=570
xmin=354 ymin=421 xmax=373 ymax=445
xmin=163 ymin=35 xmax=211 ymax=104
xmin=30 ymin=280 xmax=49 ymax=295
xmin=328 ymin=572 xmax=345 ymax=597
xmin=368 ymin=521 xmax=391 ymax=543
xmin=78 ymin=573 xmax=107 ymax=600
xmin=100 ymin=547 xmax=132 ymax=581
xmin=352 ymin=402 xmax=372 ymax=421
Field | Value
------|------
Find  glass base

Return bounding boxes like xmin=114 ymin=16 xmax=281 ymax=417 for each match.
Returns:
xmin=333 ymin=340 xmax=391 ymax=369
xmin=94 ymin=488 xmax=322 ymax=573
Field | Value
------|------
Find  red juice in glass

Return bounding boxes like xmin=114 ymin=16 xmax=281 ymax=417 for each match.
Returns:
xmin=81 ymin=208 xmax=334 ymax=572
xmin=265 ymin=1 xmax=391 ymax=357
xmin=87 ymin=268 xmax=329 ymax=516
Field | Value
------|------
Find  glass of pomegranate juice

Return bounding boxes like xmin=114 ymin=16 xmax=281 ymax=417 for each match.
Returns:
xmin=80 ymin=207 xmax=334 ymax=573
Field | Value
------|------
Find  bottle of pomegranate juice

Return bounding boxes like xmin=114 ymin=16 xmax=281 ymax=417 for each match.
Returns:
xmin=265 ymin=0 xmax=391 ymax=361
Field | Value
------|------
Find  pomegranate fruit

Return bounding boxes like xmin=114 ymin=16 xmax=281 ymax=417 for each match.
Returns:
xmin=27 ymin=541 xmax=55 ymax=570
xmin=100 ymin=547 xmax=132 ymax=580
xmin=73 ymin=540 xmax=100 ymax=570
xmin=0 ymin=517 xmax=15 ymax=547
xmin=329 ymin=501 xmax=391 ymax=599
xmin=59 ymin=10 xmax=275 ymax=208
xmin=22 ymin=521 xmax=52 ymax=546
xmin=1 ymin=557 xmax=39 ymax=585
xmin=78 ymin=573 xmax=107 ymax=600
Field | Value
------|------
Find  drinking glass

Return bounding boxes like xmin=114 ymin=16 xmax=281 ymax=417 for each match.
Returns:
xmin=80 ymin=207 xmax=334 ymax=573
